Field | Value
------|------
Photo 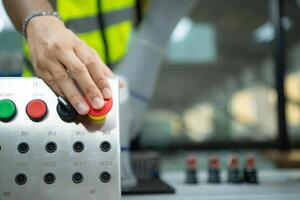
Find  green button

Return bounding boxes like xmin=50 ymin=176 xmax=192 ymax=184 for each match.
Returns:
xmin=0 ymin=99 xmax=17 ymax=122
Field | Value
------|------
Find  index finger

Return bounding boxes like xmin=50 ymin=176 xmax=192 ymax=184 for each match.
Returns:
xmin=74 ymin=44 xmax=113 ymax=99
xmin=57 ymin=51 xmax=105 ymax=110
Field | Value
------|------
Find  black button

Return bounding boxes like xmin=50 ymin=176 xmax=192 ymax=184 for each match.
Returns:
xmin=44 ymin=173 xmax=56 ymax=184
xmin=100 ymin=141 xmax=111 ymax=152
xmin=100 ymin=171 xmax=111 ymax=183
xmin=56 ymin=96 xmax=77 ymax=122
xmin=15 ymin=173 xmax=27 ymax=185
xmin=45 ymin=142 xmax=57 ymax=153
xmin=73 ymin=141 xmax=84 ymax=153
xmin=72 ymin=172 xmax=84 ymax=184
xmin=18 ymin=142 xmax=29 ymax=154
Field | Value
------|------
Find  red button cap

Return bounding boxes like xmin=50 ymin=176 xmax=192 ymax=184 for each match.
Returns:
xmin=209 ymin=155 xmax=220 ymax=169
xmin=245 ymin=154 xmax=255 ymax=169
xmin=228 ymin=155 xmax=239 ymax=169
xmin=186 ymin=155 xmax=197 ymax=170
xmin=88 ymin=98 xmax=113 ymax=117
xmin=26 ymin=99 xmax=48 ymax=122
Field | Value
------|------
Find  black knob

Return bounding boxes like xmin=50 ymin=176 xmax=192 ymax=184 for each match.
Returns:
xmin=56 ymin=96 xmax=77 ymax=122
xmin=73 ymin=141 xmax=84 ymax=153
xmin=100 ymin=171 xmax=111 ymax=183
xmin=45 ymin=142 xmax=57 ymax=153
xmin=18 ymin=142 xmax=29 ymax=154
xmin=100 ymin=141 xmax=111 ymax=152
xmin=72 ymin=172 xmax=84 ymax=184
xmin=15 ymin=173 xmax=27 ymax=185
xmin=44 ymin=173 xmax=56 ymax=184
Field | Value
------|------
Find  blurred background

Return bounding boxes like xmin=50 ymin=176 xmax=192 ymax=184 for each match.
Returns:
xmin=136 ymin=0 xmax=300 ymax=151
xmin=1 ymin=0 xmax=300 ymax=151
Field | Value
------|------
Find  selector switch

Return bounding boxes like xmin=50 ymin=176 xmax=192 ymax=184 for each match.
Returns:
xmin=56 ymin=96 xmax=78 ymax=122
xmin=26 ymin=99 xmax=48 ymax=122
xmin=88 ymin=98 xmax=113 ymax=121
xmin=0 ymin=99 xmax=17 ymax=122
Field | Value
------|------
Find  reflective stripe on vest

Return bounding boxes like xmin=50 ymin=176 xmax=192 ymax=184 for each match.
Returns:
xmin=65 ymin=6 xmax=134 ymax=33
xmin=23 ymin=0 xmax=135 ymax=77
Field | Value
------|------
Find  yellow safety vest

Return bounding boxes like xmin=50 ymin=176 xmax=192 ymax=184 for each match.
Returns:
xmin=23 ymin=0 xmax=135 ymax=77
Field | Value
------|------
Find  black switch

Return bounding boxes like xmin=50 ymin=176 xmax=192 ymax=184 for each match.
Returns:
xmin=185 ymin=155 xmax=198 ymax=184
xmin=56 ymin=96 xmax=78 ymax=122
xmin=227 ymin=155 xmax=243 ymax=184
xmin=243 ymin=154 xmax=258 ymax=184
xmin=208 ymin=155 xmax=221 ymax=184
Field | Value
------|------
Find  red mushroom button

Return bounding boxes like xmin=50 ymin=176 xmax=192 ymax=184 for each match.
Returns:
xmin=87 ymin=98 xmax=113 ymax=121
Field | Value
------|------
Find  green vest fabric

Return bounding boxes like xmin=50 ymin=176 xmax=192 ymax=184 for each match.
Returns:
xmin=23 ymin=0 xmax=135 ymax=77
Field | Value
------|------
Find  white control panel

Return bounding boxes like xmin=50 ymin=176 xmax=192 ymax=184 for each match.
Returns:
xmin=0 ymin=77 xmax=120 ymax=200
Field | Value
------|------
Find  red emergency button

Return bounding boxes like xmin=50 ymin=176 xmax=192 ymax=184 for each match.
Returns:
xmin=26 ymin=99 xmax=48 ymax=122
xmin=87 ymin=98 xmax=113 ymax=121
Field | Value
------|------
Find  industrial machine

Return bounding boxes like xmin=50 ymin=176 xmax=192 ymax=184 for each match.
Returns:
xmin=0 ymin=77 xmax=121 ymax=200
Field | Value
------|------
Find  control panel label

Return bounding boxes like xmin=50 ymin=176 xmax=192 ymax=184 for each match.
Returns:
xmin=32 ymin=92 xmax=44 ymax=98
xmin=44 ymin=161 xmax=57 ymax=167
xmin=2 ymin=191 xmax=11 ymax=199
xmin=89 ymin=189 xmax=96 ymax=195
xmin=75 ymin=131 xmax=85 ymax=136
xmin=48 ymin=131 xmax=57 ymax=137
xmin=103 ymin=131 xmax=111 ymax=136
xmin=16 ymin=162 xmax=29 ymax=167
xmin=32 ymin=81 xmax=46 ymax=88
xmin=20 ymin=131 xmax=30 ymax=137
xmin=99 ymin=161 xmax=112 ymax=166
xmin=73 ymin=161 xmax=86 ymax=167
xmin=0 ymin=92 xmax=14 ymax=98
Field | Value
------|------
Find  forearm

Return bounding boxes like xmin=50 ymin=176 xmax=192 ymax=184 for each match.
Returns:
xmin=2 ymin=0 xmax=53 ymax=32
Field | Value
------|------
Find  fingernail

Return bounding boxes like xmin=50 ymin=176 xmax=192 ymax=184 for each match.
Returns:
xmin=102 ymin=87 xmax=112 ymax=99
xmin=92 ymin=97 xmax=104 ymax=109
xmin=77 ymin=102 xmax=89 ymax=114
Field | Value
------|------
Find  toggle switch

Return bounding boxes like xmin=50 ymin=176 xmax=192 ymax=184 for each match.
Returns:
xmin=87 ymin=98 xmax=113 ymax=121
xmin=0 ymin=99 xmax=17 ymax=122
xmin=26 ymin=99 xmax=48 ymax=122
xmin=56 ymin=96 xmax=78 ymax=122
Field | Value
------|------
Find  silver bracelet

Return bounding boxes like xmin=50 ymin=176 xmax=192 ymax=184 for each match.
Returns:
xmin=22 ymin=11 xmax=60 ymax=39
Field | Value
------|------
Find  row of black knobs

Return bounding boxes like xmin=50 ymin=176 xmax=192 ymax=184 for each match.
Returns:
xmin=16 ymin=141 xmax=111 ymax=154
xmin=15 ymin=171 xmax=111 ymax=185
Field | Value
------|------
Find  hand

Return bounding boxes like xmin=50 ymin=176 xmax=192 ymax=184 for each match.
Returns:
xmin=26 ymin=16 xmax=114 ymax=115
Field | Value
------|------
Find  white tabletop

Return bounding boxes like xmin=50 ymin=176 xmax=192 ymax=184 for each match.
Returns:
xmin=122 ymin=170 xmax=300 ymax=200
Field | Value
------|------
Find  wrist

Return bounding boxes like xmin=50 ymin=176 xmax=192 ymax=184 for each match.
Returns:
xmin=26 ymin=16 xmax=64 ymax=39
xmin=23 ymin=11 xmax=62 ymax=39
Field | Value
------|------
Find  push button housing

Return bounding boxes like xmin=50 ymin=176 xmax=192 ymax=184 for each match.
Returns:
xmin=0 ymin=99 xmax=17 ymax=122
xmin=26 ymin=99 xmax=48 ymax=122
xmin=88 ymin=98 xmax=113 ymax=121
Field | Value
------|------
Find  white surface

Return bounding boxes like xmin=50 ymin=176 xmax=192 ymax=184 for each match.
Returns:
xmin=122 ymin=170 xmax=300 ymax=200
